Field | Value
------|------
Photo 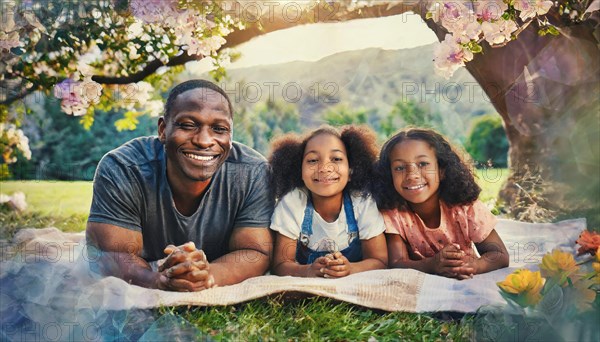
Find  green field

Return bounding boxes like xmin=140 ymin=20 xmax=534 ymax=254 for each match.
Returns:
xmin=1 ymin=181 xmax=93 ymax=216
xmin=475 ymin=168 xmax=508 ymax=204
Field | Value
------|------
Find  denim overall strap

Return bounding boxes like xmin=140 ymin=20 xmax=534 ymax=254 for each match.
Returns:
xmin=295 ymin=194 xmax=316 ymax=264
xmin=343 ymin=192 xmax=358 ymax=234
xmin=339 ymin=192 xmax=362 ymax=262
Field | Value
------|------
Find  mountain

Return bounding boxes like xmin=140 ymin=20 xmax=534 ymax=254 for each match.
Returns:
xmin=190 ymin=43 xmax=498 ymax=140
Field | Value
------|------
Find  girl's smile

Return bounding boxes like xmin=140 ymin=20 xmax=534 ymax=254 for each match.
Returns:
xmin=389 ymin=139 xmax=442 ymax=212
xmin=302 ymin=133 xmax=350 ymax=199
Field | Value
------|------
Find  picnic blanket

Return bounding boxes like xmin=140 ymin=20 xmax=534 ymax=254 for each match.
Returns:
xmin=0 ymin=218 xmax=586 ymax=313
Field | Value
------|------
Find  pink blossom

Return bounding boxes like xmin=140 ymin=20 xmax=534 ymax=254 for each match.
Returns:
xmin=428 ymin=1 xmax=474 ymax=32
xmin=433 ymin=34 xmax=473 ymax=79
xmin=129 ymin=0 xmax=178 ymax=24
xmin=513 ymin=0 xmax=554 ymax=21
xmin=184 ymin=36 xmax=226 ymax=57
xmin=0 ymin=31 xmax=21 ymax=51
xmin=53 ymin=78 xmax=101 ymax=116
xmin=475 ymin=0 xmax=508 ymax=22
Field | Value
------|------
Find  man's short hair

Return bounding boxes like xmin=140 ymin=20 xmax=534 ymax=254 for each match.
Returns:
xmin=164 ymin=79 xmax=234 ymax=119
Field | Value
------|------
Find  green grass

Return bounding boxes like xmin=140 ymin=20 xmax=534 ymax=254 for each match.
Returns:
xmin=475 ymin=168 xmax=508 ymax=204
xmin=0 ymin=181 xmax=92 ymax=235
xmin=163 ymin=296 xmax=473 ymax=341
xmin=0 ymin=180 xmax=93 ymax=217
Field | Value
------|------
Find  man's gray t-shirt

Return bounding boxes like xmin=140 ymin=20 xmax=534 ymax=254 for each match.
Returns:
xmin=88 ymin=137 xmax=274 ymax=262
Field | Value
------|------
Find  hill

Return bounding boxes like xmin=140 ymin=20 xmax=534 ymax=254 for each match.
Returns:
xmin=200 ymin=43 xmax=497 ymax=140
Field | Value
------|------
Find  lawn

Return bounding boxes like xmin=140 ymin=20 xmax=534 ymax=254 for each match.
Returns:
xmin=0 ymin=173 xmax=508 ymax=341
xmin=0 ymin=180 xmax=93 ymax=217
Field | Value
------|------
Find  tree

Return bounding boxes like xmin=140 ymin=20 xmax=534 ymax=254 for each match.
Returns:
xmin=420 ymin=1 xmax=599 ymax=223
xmin=380 ymin=99 xmax=444 ymax=136
xmin=465 ymin=114 xmax=508 ymax=168
xmin=1 ymin=0 xmax=598 ymax=222
xmin=8 ymin=97 xmax=157 ymax=180
xmin=235 ymin=99 xmax=303 ymax=155
xmin=322 ymin=105 xmax=370 ymax=126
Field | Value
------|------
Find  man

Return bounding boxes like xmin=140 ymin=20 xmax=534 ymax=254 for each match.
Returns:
xmin=86 ymin=80 xmax=274 ymax=291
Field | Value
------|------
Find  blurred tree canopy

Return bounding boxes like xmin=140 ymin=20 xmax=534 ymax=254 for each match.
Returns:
xmin=465 ymin=114 xmax=508 ymax=168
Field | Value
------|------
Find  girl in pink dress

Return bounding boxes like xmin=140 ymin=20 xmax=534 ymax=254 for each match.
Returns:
xmin=372 ymin=128 xmax=509 ymax=279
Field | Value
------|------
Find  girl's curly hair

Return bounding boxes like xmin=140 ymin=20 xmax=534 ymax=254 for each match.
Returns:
xmin=372 ymin=127 xmax=481 ymax=210
xmin=269 ymin=125 xmax=379 ymax=200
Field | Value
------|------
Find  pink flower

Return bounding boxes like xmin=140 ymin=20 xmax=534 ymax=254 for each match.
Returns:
xmin=475 ymin=0 xmax=508 ymax=22
xmin=53 ymin=78 xmax=101 ymax=116
xmin=433 ymin=34 xmax=473 ymax=79
xmin=129 ymin=0 xmax=178 ymax=24
xmin=428 ymin=1 xmax=474 ymax=32
xmin=0 ymin=31 xmax=21 ymax=51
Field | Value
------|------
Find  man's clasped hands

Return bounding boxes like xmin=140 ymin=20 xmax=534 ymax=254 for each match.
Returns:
xmin=156 ymin=242 xmax=216 ymax=292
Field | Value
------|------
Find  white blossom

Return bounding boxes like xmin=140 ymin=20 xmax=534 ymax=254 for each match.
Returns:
xmin=513 ymin=0 xmax=553 ymax=21
xmin=1 ymin=123 xmax=32 ymax=163
xmin=481 ymin=20 xmax=518 ymax=45
xmin=145 ymin=100 xmax=164 ymax=117
xmin=126 ymin=20 xmax=144 ymax=40
xmin=128 ymin=43 xmax=141 ymax=60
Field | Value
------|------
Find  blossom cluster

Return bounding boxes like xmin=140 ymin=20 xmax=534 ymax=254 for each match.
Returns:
xmin=128 ymin=0 xmax=229 ymax=57
xmin=428 ymin=0 xmax=554 ymax=78
xmin=0 ymin=123 xmax=32 ymax=164
xmin=497 ymin=230 xmax=600 ymax=312
xmin=53 ymin=78 xmax=102 ymax=117
xmin=0 ymin=192 xmax=27 ymax=212
xmin=0 ymin=1 xmax=22 ymax=51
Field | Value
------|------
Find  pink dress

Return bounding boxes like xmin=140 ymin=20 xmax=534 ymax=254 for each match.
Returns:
xmin=382 ymin=200 xmax=497 ymax=258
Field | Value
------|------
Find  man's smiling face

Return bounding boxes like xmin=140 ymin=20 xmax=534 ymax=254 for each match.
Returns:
xmin=159 ymin=87 xmax=232 ymax=183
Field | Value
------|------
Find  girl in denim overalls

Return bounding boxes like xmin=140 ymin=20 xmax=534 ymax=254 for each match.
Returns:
xmin=269 ymin=125 xmax=388 ymax=278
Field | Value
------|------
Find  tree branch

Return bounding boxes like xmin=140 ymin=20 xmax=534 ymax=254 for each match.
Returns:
xmin=1 ymin=1 xmax=418 ymax=105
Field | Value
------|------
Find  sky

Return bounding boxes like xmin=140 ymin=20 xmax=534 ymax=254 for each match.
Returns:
xmin=188 ymin=13 xmax=438 ymax=73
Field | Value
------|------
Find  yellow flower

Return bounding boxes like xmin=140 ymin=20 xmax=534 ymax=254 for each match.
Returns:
xmin=540 ymin=249 xmax=579 ymax=286
xmin=497 ymin=269 xmax=545 ymax=307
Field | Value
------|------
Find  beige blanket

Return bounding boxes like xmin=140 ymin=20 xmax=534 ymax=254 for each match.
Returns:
xmin=1 ymin=218 xmax=585 ymax=312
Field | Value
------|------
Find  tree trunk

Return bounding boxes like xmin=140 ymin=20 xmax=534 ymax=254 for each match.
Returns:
xmin=422 ymin=8 xmax=600 ymax=224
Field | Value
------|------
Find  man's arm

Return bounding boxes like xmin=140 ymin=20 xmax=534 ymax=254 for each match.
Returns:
xmin=86 ymin=222 xmax=159 ymax=287
xmin=86 ymin=222 xmax=213 ymax=291
xmin=207 ymin=227 xmax=273 ymax=286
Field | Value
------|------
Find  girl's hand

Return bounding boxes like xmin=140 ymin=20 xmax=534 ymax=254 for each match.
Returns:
xmin=431 ymin=244 xmax=465 ymax=278
xmin=308 ymin=256 xmax=331 ymax=277
xmin=452 ymin=253 xmax=478 ymax=280
xmin=322 ymin=251 xmax=351 ymax=278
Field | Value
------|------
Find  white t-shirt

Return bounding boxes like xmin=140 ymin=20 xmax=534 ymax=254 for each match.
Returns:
xmin=270 ymin=188 xmax=385 ymax=252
